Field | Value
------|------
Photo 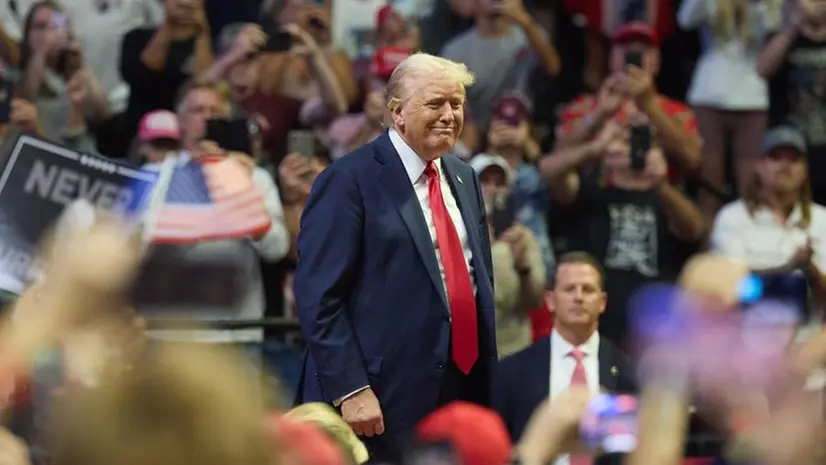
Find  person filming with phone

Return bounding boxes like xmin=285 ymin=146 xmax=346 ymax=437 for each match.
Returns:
xmin=557 ymin=22 xmax=702 ymax=178
xmin=539 ymin=120 xmax=705 ymax=348
xmin=16 ymin=2 xmax=110 ymax=145
xmin=197 ymin=19 xmax=347 ymax=163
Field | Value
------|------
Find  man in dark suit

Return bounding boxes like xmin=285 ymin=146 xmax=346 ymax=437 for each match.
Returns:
xmin=293 ymin=52 xmax=497 ymax=462
xmin=495 ymin=251 xmax=637 ymax=464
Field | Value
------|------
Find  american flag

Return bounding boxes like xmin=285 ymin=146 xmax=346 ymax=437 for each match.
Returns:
xmin=147 ymin=156 xmax=271 ymax=244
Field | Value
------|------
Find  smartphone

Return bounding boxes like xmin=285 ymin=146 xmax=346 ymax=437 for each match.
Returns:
xmin=624 ymin=50 xmax=643 ymax=68
xmin=0 ymin=75 xmax=11 ymax=124
xmin=205 ymin=118 xmax=253 ymax=155
xmin=288 ymin=130 xmax=316 ymax=158
xmin=131 ymin=245 xmax=245 ymax=313
xmin=402 ymin=441 xmax=460 ymax=465
xmin=264 ymin=29 xmax=293 ymax=53
xmin=629 ymin=124 xmax=651 ymax=171
xmin=491 ymin=195 xmax=516 ymax=238
xmin=741 ymin=273 xmax=809 ymax=321
xmin=580 ymin=393 xmax=638 ymax=453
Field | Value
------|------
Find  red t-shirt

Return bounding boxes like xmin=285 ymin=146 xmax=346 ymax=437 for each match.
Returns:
xmin=557 ymin=93 xmax=698 ymax=179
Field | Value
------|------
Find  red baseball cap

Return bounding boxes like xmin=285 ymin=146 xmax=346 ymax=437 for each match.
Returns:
xmin=376 ymin=5 xmax=396 ymax=31
xmin=371 ymin=46 xmax=413 ymax=81
xmin=415 ymin=402 xmax=512 ymax=465
xmin=492 ymin=91 xmax=531 ymax=126
xmin=613 ymin=21 xmax=659 ymax=47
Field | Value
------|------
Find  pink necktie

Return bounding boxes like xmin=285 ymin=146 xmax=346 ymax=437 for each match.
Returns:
xmin=570 ymin=349 xmax=592 ymax=465
xmin=424 ymin=162 xmax=478 ymax=374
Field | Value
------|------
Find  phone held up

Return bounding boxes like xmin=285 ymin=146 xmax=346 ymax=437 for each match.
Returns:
xmin=580 ymin=393 xmax=639 ymax=453
xmin=629 ymin=124 xmax=651 ymax=171
xmin=288 ymin=130 xmax=316 ymax=159
xmin=205 ymin=118 xmax=258 ymax=155
xmin=624 ymin=50 xmax=643 ymax=69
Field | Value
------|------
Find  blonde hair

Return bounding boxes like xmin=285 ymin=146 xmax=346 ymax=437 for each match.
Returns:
xmin=51 ymin=342 xmax=275 ymax=465
xmin=385 ymin=53 xmax=475 ymax=112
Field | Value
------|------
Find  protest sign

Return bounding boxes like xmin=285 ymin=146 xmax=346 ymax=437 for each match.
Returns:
xmin=0 ymin=133 xmax=157 ymax=294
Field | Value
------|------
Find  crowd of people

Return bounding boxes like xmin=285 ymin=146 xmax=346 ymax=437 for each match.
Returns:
xmin=0 ymin=0 xmax=824 ymax=464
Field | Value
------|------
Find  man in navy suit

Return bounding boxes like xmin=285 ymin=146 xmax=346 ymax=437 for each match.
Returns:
xmin=293 ymin=53 xmax=497 ymax=462
xmin=495 ymin=251 xmax=637 ymax=464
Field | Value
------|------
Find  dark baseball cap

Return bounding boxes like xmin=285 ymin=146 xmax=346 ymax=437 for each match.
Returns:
xmin=763 ymin=126 xmax=807 ymax=158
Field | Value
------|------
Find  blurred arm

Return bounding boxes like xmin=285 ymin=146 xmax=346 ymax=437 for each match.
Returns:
xmin=658 ymin=183 xmax=706 ymax=242
xmin=250 ymin=168 xmax=290 ymax=261
xmin=677 ymin=0 xmax=711 ymax=29
xmin=538 ymin=140 xmax=600 ymax=207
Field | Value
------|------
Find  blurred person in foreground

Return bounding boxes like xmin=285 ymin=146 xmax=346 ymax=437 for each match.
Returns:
xmin=294 ymin=53 xmax=496 ymax=461
xmin=711 ymin=125 xmax=826 ymax=303
xmin=414 ymin=401 xmax=513 ymax=465
xmin=540 ymin=121 xmax=705 ymax=347
xmin=200 ymin=22 xmax=347 ymax=162
xmin=494 ymin=251 xmax=637 ymax=455
xmin=286 ymin=402 xmax=370 ymax=464
xmin=142 ymin=81 xmax=290 ymax=347
xmin=470 ymin=154 xmax=545 ymax=357
xmin=557 ymin=22 xmax=702 ymax=177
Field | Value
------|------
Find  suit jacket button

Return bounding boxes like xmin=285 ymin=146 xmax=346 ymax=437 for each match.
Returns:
xmin=436 ymin=362 xmax=445 ymax=370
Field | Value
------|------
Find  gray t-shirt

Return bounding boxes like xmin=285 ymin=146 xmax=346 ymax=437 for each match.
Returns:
xmin=440 ymin=26 xmax=536 ymax=129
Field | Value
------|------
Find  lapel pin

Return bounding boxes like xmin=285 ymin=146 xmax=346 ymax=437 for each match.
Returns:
xmin=457 ymin=175 xmax=463 ymax=184
xmin=610 ymin=366 xmax=619 ymax=376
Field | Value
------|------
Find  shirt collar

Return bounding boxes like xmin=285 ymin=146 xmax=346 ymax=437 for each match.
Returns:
xmin=388 ymin=128 xmax=442 ymax=184
xmin=550 ymin=328 xmax=600 ymax=359
xmin=753 ymin=203 xmax=804 ymax=227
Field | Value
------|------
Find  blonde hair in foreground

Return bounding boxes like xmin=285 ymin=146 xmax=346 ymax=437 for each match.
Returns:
xmin=385 ymin=52 xmax=476 ymax=112
xmin=51 ymin=342 xmax=276 ymax=465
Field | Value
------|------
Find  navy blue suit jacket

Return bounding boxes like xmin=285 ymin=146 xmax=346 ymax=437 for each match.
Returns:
xmin=494 ymin=336 xmax=638 ymax=446
xmin=293 ymin=132 xmax=497 ymax=454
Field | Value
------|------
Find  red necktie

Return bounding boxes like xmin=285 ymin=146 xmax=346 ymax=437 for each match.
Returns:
xmin=569 ymin=349 xmax=592 ymax=465
xmin=424 ymin=162 xmax=478 ymax=374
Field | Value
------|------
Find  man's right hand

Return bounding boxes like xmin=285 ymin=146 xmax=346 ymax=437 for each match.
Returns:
xmin=340 ymin=387 xmax=385 ymax=437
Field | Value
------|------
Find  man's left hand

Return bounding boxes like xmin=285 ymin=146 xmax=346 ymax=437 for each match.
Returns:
xmin=499 ymin=0 xmax=531 ymax=26
xmin=624 ymin=65 xmax=655 ymax=109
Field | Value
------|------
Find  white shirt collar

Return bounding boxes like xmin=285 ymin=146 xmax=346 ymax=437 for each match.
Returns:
xmin=388 ymin=128 xmax=442 ymax=185
xmin=753 ymin=203 xmax=805 ymax=227
xmin=550 ymin=328 xmax=600 ymax=359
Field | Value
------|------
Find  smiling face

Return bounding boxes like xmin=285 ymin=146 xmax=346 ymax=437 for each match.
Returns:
xmin=390 ymin=75 xmax=465 ymax=160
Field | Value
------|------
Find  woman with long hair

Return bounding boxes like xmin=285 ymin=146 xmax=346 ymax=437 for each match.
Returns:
xmin=679 ymin=0 xmax=782 ymax=219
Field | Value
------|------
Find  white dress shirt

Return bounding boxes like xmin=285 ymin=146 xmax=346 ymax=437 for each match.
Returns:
xmin=335 ymin=130 xmax=475 ymax=405
xmin=389 ymin=128 xmax=475 ymax=296
xmin=549 ymin=328 xmax=601 ymax=465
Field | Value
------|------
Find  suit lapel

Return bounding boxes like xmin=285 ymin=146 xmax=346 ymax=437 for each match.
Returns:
xmin=598 ymin=340 xmax=619 ymax=392
xmin=440 ymin=157 xmax=491 ymax=293
xmin=374 ymin=133 xmax=449 ymax=314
